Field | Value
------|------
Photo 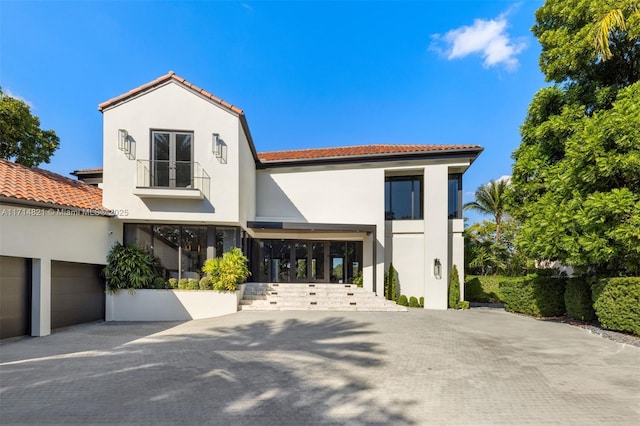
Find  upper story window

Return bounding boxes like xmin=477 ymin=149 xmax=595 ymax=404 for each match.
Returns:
xmin=151 ymin=130 xmax=193 ymax=188
xmin=448 ymin=174 xmax=462 ymax=219
xmin=385 ymin=176 xmax=423 ymax=220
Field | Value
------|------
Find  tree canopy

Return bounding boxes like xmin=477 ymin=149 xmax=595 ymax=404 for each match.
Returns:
xmin=0 ymin=88 xmax=60 ymax=167
xmin=511 ymin=0 xmax=640 ymax=276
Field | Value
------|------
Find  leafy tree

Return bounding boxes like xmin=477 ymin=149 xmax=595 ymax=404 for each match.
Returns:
xmin=511 ymin=0 xmax=640 ymax=276
xmin=0 ymin=88 xmax=60 ymax=166
xmin=464 ymin=179 xmax=509 ymax=242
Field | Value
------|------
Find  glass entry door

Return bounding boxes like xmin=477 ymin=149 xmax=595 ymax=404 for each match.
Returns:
xmin=152 ymin=131 xmax=193 ymax=188
xmin=254 ymin=239 xmax=362 ymax=284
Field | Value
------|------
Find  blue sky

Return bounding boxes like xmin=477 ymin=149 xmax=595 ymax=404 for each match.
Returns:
xmin=1 ymin=0 xmax=546 ymax=221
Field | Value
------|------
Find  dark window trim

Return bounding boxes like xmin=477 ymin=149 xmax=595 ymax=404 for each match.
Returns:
xmin=448 ymin=174 xmax=463 ymax=220
xmin=385 ymin=175 xmax=424 ymax=220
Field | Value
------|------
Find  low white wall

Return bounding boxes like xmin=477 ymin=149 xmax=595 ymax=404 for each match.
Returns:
xmin=106 ymin=285 xmax=245 ymax=321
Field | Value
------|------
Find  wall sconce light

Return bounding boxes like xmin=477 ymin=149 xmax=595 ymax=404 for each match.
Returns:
xmin=118 ymin=129 xmax=128 ymax=152
xmin=434 ymin=258 xmax=442 ymax=280
xmin=212 ymin=133 xmax=222 ymax=158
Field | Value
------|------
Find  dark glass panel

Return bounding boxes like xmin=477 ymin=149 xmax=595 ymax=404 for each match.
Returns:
xmin=311 ymin=242 xmax=325 ymax=280
xmin=182 ymin=226 xmax=207 ymax=278
xmin=152 ymin=133 xmax=170 ymax=187
xmin=330 ymin=241 xmax=345 ymax=283
xmin=152 ymin=225 xmax=180 ymax=278
xmin=295 ymin=242 xmax=308 ymax=280
xmin=392 ymin=180 xmax=413 ymax=220
xmin=271 ymin=241 xmax=290 ymax=282
xmin=175 ymin=133 xmax=192 ymax=188
xmin=448 ymin=176 xmax=460 ymax=219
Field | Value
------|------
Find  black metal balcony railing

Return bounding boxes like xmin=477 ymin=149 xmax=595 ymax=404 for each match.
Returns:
xmin=136 ymin=160 xmax=210 ymax=197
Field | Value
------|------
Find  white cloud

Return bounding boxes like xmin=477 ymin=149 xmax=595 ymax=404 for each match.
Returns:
xmin=3 ymin=88 xmax=33 ymax=108
xmin=241 ymin=3 xmax=253 ymax=11
xmin=431 ymin=10 xmax=526 ymax=71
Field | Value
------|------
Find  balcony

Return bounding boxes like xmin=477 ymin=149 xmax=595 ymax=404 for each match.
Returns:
xmin=134 ymin=160 xmax=210 ymax=200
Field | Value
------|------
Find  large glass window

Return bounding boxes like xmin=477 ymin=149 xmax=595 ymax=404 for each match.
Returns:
xmin=448 ymin=174 xmax=462 ymax=219
xmin=385 ymin=176 xmax=423 ymax=220
xmin=123 ymin=224 xmax=240 ymax=280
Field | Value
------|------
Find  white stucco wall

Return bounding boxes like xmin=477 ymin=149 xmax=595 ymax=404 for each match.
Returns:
xmin=0 ymin=203 xmax=121 ymax=336
xmin=102 ymin=81 xmax=243 ymax=224
xmin=106 ymin=286 xmax=245 ymax=321
xmin=256 ymin=165 xmax=386 ymax=293
xmin=385 ymin=220 xmax=425 ymax=299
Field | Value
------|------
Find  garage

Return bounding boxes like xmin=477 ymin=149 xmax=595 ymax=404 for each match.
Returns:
xmin=0 ymin=256 xmax=32 ymax=339
xmin=51 ymin=261 xmax=105 ymax=329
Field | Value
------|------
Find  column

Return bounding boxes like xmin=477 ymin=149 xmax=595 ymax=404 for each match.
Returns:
xmin=31 ymin=257 xmax=51 ymax=336
xmin=424 ymin=166 xmax=449 ymax=309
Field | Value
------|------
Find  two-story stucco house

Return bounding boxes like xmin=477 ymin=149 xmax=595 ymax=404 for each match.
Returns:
xmin=99 ymin=72 xmax=481 ymax=310
xmin=0 ymin=71 xmax=481 ymax=339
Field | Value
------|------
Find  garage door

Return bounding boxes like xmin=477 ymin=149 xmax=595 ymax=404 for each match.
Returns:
xmin=0 ymin=256 xmax=32 ymax=339
xmin=51 ymin=261 xmax=105 ymax=329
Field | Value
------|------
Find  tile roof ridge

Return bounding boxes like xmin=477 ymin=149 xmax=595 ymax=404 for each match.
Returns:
xmin=98 ymin=71 xmax=244 ymax=115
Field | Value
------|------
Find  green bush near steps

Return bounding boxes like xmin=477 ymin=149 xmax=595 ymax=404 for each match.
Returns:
xmin=499 ymin=275 xmax=567 ymax=317
xmin=409 ymin=296 xmax=420 ymax=308
xmin=565 ymin=278 xmax=595 ymax=322
xmin=419 ymin=297 xmax=424 ymax=308
xmin=592 ymin=277 xmax=640 ymax=336
xmin=397 ymin=295 xmax=409 ymax=307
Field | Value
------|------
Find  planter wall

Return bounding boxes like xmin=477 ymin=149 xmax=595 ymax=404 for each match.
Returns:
xmin=106 ymin=284 xmax=245 ymax=321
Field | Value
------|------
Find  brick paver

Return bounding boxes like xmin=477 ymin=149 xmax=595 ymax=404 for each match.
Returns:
xmin=1 ymin=309 xmax=638 ymax=425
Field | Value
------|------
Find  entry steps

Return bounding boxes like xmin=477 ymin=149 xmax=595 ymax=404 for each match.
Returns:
xmin=239 ymin=282 xmax=408 ymax=312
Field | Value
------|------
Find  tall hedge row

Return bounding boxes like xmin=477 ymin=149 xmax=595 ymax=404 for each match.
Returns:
xmin=592 ymin=278 xmax=640 ymax=336
xmin=564 ymin=278 xmax=595 ymax=322
xmin=499 ymin=276 xmax=567 ymax=317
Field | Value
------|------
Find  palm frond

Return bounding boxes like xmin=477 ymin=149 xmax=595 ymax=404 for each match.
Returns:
xmin=593 ymin=8 xmax=627 ymax=61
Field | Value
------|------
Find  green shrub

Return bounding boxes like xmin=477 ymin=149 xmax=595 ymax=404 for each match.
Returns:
xmin=449 ymin=265 xmax=461 ymax=309
xmin=353 ymin=271 xmax=363 ymax=287
xmin=202 ymin=247 xmax=251 ymax=292
xmin=187 ymin=278 xmax=199 ymax=290
xmin=592 ymin=277 xmax=640 ymax=335
xmin=152 ymin=276 xmax=167 ymax=289
xmin=409 ymin=296 xmax=420 ymax=308
xmin=168 ymin=278 xmax=178 ymax=289
xmin=397 ymin=295 xmax=409 ymax=307
xmin=499 ymin=275 xmax=567 ymax=317
xmin=565 ymin=278 xmax=595 ymax=322
xmin=177 ymin=278 xmax=189 ymax=290
xmin=419 ymin=297 xmax=424 ymax=308
xmin=458 ymin=301 xmax=470 ymax=310
xmin=103 ymin=243 xmax=157 ymax=294
xmin=385 ymin=263 xmax=399 ymax=301
xmin=199 ymin=276 xmax=212 ymax=290
xmin=464 ymin=275 xmax=507 ymax=303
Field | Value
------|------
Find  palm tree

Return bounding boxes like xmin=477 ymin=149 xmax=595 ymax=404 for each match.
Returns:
xmin=594 ymin=8 xmax=628 ymax=61
xmin=464 ymin=179 xmax=509 ymax=243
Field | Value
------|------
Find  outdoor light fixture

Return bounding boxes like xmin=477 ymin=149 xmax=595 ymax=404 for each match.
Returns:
xmin=118 ymin=129 xmax=128 ymax=152
xmin=213 ymin=133 xmax=222 ymax=158
xmin=434 ymin=258 xmax=442 ymax=280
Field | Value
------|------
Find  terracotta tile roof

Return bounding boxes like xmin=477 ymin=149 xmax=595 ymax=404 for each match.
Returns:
xmin=257 ymin=144 xmax=482 ymax=162
xmin=0 ymin=159 xmax=105 ymax=211
xmin=71 ymin=167 xmax=103 ymax=174
xmin=98 ymin=71 xmax=244 ymax=115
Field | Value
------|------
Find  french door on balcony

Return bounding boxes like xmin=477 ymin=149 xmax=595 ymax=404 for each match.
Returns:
xmin=151 ymin=131 xmax=193 ymax=188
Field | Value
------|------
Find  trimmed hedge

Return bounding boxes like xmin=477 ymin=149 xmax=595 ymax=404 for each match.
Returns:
xmin=409 ymin=296 xmax=420 ymax=308
xmin=499 ymin=275 xmax=567 ymax=317
xmin=464 ymin=275 xmax=508 ymax=303
xmin=565 ymin=278 xmax=595 ymax=322
xmin=397 ymin=295 xmax=409 ymax=307
xmin=592 ymin=278 xmax=640 ymax=335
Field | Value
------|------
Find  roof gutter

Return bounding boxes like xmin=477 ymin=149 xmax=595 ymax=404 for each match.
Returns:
xmin=0 ymin=197 xmax=115 ymax=217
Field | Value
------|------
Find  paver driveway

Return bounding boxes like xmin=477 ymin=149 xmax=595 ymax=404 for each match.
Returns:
xmin=1 ymin=309 xmax=639 ymax=425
